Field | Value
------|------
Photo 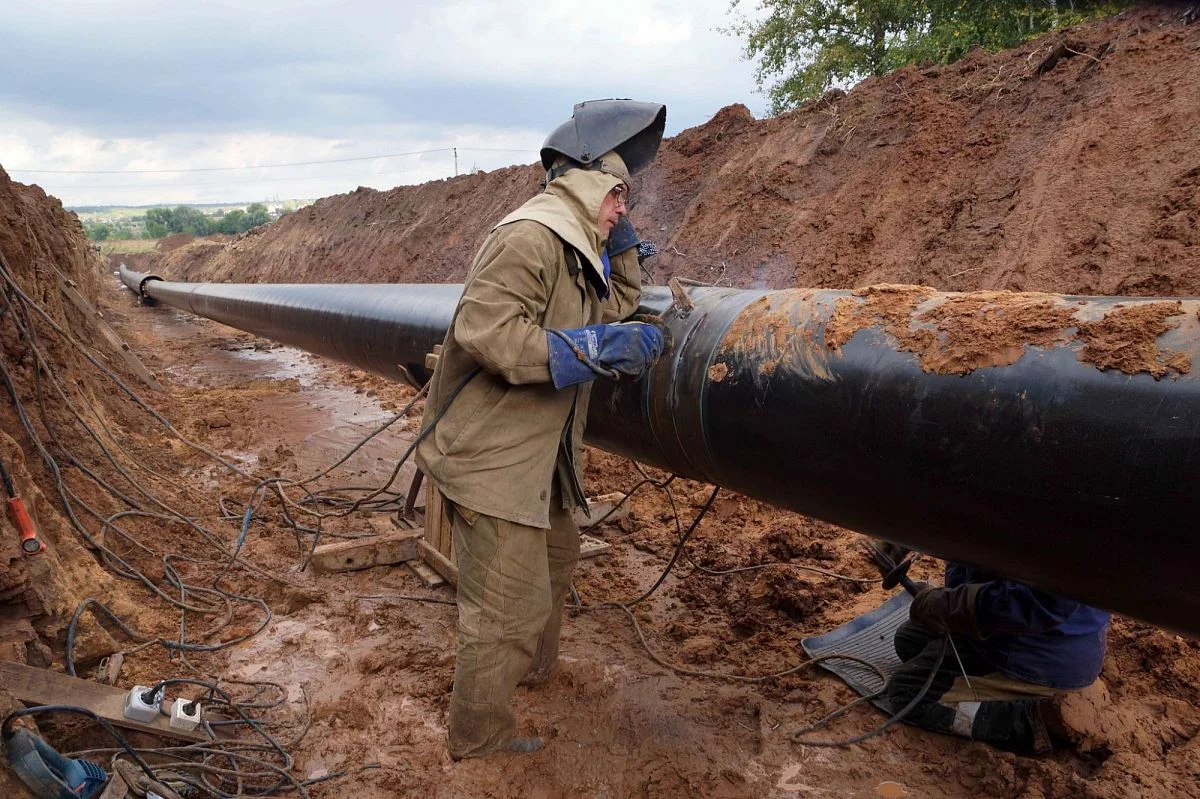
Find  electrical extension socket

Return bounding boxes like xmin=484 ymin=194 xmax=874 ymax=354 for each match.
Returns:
xmin=169 ymin=698 xmax=202 ymax=731
xmin=123 ymin=685 xmax=162 ymax=723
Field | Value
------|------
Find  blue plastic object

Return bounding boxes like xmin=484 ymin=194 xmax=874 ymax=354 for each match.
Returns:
xmin=4 ymin=728 xmax=107 ymax=799
xmin=546 ymin=323 xmax=665 ymax=389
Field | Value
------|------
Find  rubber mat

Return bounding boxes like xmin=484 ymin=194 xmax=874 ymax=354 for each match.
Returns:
xmin=801 ymin=590 xmax=912 ymax=709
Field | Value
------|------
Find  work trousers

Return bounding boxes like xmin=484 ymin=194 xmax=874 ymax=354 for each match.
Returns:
xmin=446 ymin=497 xmax=580 ymax=759
xmin=887 ymin=622 xmax=1067 ymax=755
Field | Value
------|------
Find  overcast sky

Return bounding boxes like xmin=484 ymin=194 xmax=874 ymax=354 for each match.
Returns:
xmin=0 ymin=0 xmax=764 ymax=208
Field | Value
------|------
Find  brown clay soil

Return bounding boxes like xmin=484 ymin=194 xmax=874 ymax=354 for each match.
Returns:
xmin=3 ymin=5 xmax=1200 ymax=798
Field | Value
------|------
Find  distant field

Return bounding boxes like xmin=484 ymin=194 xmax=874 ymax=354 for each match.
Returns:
xmin=98 ymin=239 xmax=159 ymax=255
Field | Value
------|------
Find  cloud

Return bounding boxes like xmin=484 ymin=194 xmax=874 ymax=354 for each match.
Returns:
xmin=0 ymin=0 xmax=763 ymax=205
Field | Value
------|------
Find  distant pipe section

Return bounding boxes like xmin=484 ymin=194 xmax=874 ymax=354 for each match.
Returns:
xmin=120 ymin=264 xmax=460 ymax=385
xmin=118 ymin=265 xmax=1200 ymax=637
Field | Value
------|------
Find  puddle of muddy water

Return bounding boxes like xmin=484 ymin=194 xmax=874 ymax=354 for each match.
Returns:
xmin=126 ymin=288 xmax=418 ymax=490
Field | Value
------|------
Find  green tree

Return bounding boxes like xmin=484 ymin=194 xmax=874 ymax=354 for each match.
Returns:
xmin=727 ymin=1 xmax=921 ymax=113
xmin=172 ymin=205 xmax=212 ymax=236
xmin=145 ymin=207 xmax=175 ymax=233
xmin=85 ymin=223 xmax=113 ymax=241
xmin=728 ymin=1 xmax=1130 ymax=113
xmin=217 ymin=209 xmax=248 ymax=235
xmin=245 ymin=203 xmax=270 ymax=228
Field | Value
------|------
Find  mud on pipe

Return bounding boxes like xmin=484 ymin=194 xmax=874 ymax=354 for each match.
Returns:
xmin=119 ymin=266 xmax=1200 ymax=637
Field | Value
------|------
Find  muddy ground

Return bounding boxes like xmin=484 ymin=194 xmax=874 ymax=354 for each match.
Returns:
xmin=68 ymin=269 xmax=1200 ymax=799
xmin=2 ymin=4 xmax=1200 ymax=798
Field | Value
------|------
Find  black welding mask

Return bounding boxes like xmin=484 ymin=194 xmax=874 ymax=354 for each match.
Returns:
xmin=541 ymin=99 xmax=666 ymax=183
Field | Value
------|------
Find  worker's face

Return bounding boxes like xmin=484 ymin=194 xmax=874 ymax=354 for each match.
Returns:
xmin=597 ymin=184 xmax=628 ymax=237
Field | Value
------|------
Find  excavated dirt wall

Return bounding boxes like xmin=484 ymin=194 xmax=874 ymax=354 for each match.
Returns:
xmin=157 ymin=6 xmax=1199 ymax=300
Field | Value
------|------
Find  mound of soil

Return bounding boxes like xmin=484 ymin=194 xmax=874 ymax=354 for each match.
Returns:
xmin=156 ymin=7 xmax=1198 ymax=299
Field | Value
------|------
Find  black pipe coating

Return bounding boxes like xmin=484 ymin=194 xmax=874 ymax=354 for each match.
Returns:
xmin=118 ymin=266 xmax=1200 ymax=636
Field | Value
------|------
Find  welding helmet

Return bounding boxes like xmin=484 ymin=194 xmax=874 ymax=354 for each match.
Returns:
xmin=541 ymin=99 xmax=666 ymax=182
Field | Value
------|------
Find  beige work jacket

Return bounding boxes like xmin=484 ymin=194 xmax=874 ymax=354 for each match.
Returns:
xmin=415 ymin=188 xmax=642 ymax=528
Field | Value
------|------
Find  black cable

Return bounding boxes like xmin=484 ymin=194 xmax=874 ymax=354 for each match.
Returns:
xmin=1 ymin=705 xmax=160 ymax=783
xmin=790 ymin=636 xmax=949 ymax=747
xmin=547 ymin=329 xmax=619 ymax=379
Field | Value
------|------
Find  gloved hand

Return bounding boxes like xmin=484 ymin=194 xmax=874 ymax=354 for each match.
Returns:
xmin=546 ymin=322 xmax=666 ymax=389
xmin=607 ymin=217 xmax=658 ymax=265
xmin=635 ymin=240 xmax=658 ymax=265
xmin=868 ymin=539 xmax=912 ymax=570
xmin=908 ymin=583 xmax=983 ymax=639
xmin=606 ymin=216 xmax=641 ymax=258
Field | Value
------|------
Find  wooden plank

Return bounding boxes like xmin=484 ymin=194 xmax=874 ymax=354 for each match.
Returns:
xmin=58 ymin=279 xmax=165 ymax=392
xmin=424 ymin=344 xmax=443 ymax=372
xmin=98 ymin=772 xmax=132 ymax=799
xmin=309 ymin=530 xmax=422 ymax=574
xmin=407 ymin=559 xmax=446 ymax=588
xmin=0 ymin=661 xmax=211 ymax=743
xmin=425 ymin=483 xmax=452 ymax=559
xmin=574 ymin=491 xmax=630 ymax=528
xmin=580 ymin=533 xmax=611 ymax=559
xmin=418 ymin=539 xmax=458 ymax=586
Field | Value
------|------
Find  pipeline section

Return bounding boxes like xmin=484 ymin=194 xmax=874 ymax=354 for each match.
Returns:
xmin=119 ymin=265 xmax=1200 ymax=637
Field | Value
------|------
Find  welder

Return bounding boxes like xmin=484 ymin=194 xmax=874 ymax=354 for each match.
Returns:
xmin=415 ymin=99 xmax=668 ymax=760
xmin=882 ymin=547 xmax=1111 ymax=754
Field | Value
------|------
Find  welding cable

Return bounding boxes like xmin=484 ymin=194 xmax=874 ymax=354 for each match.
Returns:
xmin=620 ymin=485 xmax=722 ymax=606
xmin=0 ymin=249 xmax=256 ymax=481
xmin=547 ymin=329 xmax=619 ymax=380
xmin=212 ymin=368 xmax=473 ymax=574
xmin=789 ymin=636 xmax=949 ymax=747
xmin=77 ymin=742 xmax=313 ymax=799
xmin=0 ymin=269 xmax=262 ymax=599
xmin=608 ymin=600 xmax=889 ymax=684
xmin=131 ymin=676 xmax=299 ymax=797
xmin=0 ymin=253 xmax=314 ymax=791
xmin=65 ymin=598 xmax=150 ymax=677
xmin=296 ymin=382 xmax=428 ymax=486
xmin=2 ymin=347 xmax=241 ymax=634
xmin=1 ymin=705 xmax=160 ymax=783
xmin=293 ymin=365 xmax=482 ymax=568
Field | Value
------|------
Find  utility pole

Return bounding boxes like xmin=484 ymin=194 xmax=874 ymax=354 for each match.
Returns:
xmin=453 ymin=147 xmax=458 ymax=177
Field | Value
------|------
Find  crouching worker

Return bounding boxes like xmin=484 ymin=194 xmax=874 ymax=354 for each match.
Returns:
xmin=415 ymin=100 xmax=668 ymax=760
xmin=887 ymin=560 xmax=1110 ymax=755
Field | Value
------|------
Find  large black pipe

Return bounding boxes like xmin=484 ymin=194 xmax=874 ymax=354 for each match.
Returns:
xmin=119 ymin=265 xmax=1200 ymax=636
xmin=121 ymin=266 xmax=461 ymax=385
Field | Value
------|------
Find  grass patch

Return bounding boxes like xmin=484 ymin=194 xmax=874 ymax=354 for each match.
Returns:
xmin=99 ymin=239 xmax=159 ymax=255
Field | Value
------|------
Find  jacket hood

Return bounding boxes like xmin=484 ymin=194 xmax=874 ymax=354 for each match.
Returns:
xmin=492 ymin=150 xmax=629 ymax=284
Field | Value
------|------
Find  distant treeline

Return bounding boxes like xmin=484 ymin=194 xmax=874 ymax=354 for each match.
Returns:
xmin=85 ymin=203 xmax=279 ymax=241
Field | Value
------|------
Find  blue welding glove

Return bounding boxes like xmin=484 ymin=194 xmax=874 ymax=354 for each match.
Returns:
xmin=546 ymin=322 xmax=666 ymax=389
xmin=635 ymin=240 xmax=659 ymax=265
xmin=607 ymin=217 xmax=659 ymax=266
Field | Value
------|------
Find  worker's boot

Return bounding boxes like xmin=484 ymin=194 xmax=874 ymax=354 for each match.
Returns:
xmin=1039 ymin=680 xmax=1110 ymax=749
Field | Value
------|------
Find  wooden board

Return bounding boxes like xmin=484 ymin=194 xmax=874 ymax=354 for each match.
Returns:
xmin=98 ymin=773 xmax=131 ymax=799
xmin=407 ymin=559 xmax=446 ymax=588
xmin=424 ymin=483 xmax=453 ymax=561
xmin=574 ymin=491 xmax=630 ymax=528
xmin=418 ymin=538 xmax=458 ymax=586
xmin=580 ymin=533 xmax=611 ymax=559
xmin=58 ymin=278 xmax=165 ymax=392
xmin=308 ymin=530 xmax=422 ymax=573
xmin=0 ymin=661 xmax=212 ymax=743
